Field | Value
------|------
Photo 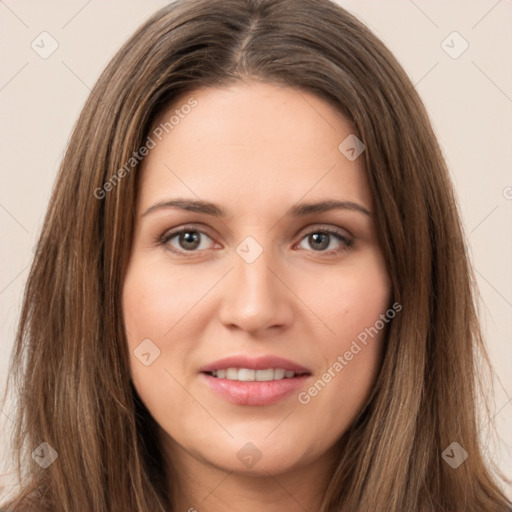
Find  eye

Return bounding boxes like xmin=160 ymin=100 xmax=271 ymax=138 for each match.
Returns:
xmin=159 ymin=226 xmax=216 ymax=253
xmin=158 ymin=225 xmax=354 ymax=256
xmin=296 ymin=227 xmax=353 ymax=255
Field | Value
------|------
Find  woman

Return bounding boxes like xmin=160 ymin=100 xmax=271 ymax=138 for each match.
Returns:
xmin=2 ymin=0 xmax=510 ymax=510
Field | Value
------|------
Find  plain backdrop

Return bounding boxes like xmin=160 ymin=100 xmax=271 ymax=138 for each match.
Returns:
xmin=1 ymin=0 xmax=511 ymax=501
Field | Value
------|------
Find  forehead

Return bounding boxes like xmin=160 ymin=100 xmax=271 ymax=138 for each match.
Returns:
xmin=138 ymin=81 xmax=372 ymax=215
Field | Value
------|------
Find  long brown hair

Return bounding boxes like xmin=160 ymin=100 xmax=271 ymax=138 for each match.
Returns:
xmin=2 ymin=0 xmax=510 ymax=510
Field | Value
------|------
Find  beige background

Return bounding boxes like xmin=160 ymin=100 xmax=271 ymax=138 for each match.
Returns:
xmin=1 ymin=0 xmax=511 ymax=501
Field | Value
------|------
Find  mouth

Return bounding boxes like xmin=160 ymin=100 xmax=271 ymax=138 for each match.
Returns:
xmin=200 ymin=355 xmax=311 ymax=406
xmin=205 ymin=368 xmax=307 ymax=381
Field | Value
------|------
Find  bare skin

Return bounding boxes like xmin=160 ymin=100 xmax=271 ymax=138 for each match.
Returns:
xmin=122 ymin=81 xmax=391 ymax=511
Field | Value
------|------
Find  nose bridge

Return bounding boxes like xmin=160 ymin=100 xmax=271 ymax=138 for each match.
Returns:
xmin=218 ymin=238 xmax=293 ymax=333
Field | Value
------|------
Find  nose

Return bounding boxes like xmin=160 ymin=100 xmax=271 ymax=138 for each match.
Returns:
xmin=217 ymin=245 xmax=295 ymax=336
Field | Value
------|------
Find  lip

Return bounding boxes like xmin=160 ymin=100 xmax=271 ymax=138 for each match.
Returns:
xmin=199 ymin=355 xmax=311 ymax=406
xmin=199 ymin=355 xmax=311 ymax=374
xmin=201 ymin=373 xmax=310 ymax=406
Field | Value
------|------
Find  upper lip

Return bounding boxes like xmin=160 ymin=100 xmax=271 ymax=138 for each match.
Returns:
xmin=200 ymin=355 xmax=311 ymax=375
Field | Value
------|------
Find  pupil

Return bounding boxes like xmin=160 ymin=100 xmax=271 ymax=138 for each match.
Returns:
xmin=181 ymin=231 xmax=200 ymax=250
xmin=310 ymin=233 xmax=328 ymax=250
xmin=177 ymin=232 xmax=331 ymax=251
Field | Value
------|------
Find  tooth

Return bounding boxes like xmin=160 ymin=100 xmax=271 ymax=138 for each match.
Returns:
xmin=226 ymin=368 xmax=239 ymax=380
xmin=214 ymin=367 xmax=298 ymax=381
xmin=238 ymin=368 xmax=256 ymax=381
xmin=274 ymin=368 xmax=286 ymax=379
xmin=255 ymin=369 xmax=275 ymax=381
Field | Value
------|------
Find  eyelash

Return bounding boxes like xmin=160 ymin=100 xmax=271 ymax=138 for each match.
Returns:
xmin=157 ymin=224 xmax=354 ymax=257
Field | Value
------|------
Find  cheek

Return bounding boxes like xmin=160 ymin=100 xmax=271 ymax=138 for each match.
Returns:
xmin=122 ymin=258 xmax=206 ymax=344
xmin=310 ymin=251 xmax=391 ymax=345
xmin=122 ymin=260 xmax=201 ymax=422
xmin=295 ymin=252 xmax=391 ymax=423
xmin=122 ymin=260 xmax=189 ymax=393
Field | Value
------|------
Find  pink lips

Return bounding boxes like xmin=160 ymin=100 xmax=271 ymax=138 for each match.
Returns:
xmin=200 ymin=354 xmax=311 ymax=406
xmin=200 ymin=355 xmax=310 ymax=374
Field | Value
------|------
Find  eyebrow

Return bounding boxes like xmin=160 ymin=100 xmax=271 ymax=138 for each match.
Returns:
xmin=141 ymin=198 xmax=371 ymax=218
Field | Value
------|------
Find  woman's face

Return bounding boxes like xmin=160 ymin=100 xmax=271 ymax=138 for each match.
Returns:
xmin=122 ymin=81 xmax=391 ymax=476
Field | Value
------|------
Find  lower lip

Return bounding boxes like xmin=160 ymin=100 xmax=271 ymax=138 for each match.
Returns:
xmin=201 ymin=373 xmax=310 ymax=406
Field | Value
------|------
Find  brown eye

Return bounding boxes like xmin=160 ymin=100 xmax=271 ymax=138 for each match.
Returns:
xmin=297 ymin=228 xmax=353 ymax=255
xmin=158 ymin=225 xmax=353 ymax=256
xmin=161 ymin=228 xmax=215 ymax=252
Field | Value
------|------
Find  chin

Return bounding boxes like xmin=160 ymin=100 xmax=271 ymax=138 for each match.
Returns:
xmin=186 ymin=430 xmax=322 ymax=476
